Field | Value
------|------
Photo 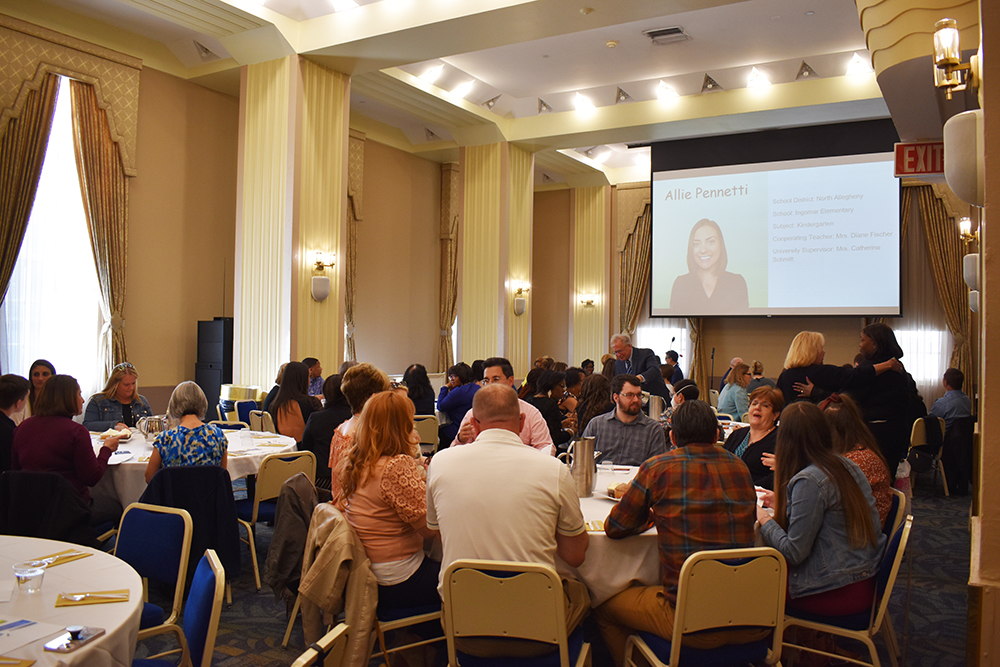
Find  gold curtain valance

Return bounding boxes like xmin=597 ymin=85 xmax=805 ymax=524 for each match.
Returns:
xmin=0 ymin=13 xmax=141 ymax=176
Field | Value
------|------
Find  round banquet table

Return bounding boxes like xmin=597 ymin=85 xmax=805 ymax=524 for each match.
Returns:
xmin=0 ymin=535 xmax=142 ymax=666
xmin=91 ymin=429 xmax=297 ymax=508
xmin=556 ymin=466 xmax=660 ymax=607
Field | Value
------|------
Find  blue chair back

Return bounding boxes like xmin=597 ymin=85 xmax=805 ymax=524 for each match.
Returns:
xmin=236 ymin=400 xmax=256 ymax=426
xmin=116 ymin=505 xmax=188 ymax=584
xmin=183 ymin=550 xmax=225 ymax=667
xmin=875 ymin=518 xmax=906 ymax=605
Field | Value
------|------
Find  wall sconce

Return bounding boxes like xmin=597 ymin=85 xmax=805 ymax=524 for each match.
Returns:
xmin=311 ymin=251 xmax=336 ymax=302
xmin=314 ymin=251 xmax=336 ymax=271
xmin=958 ymin=217 xmax=977 ymax=244
xmin=511 ymin=280 xmax=530 ymax=317
xmin=578 ymin=293 xmax=599 ymax=307
xmin=933 ymin=18 xmax=980 ymax=100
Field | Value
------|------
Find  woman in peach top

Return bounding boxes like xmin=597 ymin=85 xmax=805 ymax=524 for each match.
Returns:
xmin=337 ymin=391 xmax=439 ymax=611
xmin=328 ymin=363 xmax=390 ymax=500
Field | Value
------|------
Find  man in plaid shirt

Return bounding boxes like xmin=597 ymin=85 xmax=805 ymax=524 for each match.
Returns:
xmin=594 ymin=398 xmax=765 ymax=665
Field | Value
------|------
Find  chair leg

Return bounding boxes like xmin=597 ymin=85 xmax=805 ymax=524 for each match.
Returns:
xmin=882 ymin=615 xmax=901 ymax=663
xmin=226 ymin=581 xmax=232 ymax=606
xmin=237 ymin=518 xmax=262 ymax=591
xmin=282 ymin=594 xmax=301 ymax=649
xmin=938 ymin=460 xmax=950 ymax=497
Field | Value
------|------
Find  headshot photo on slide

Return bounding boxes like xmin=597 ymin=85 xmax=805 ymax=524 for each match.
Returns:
xmin=668 ymin=218 xmax=749 ymax=314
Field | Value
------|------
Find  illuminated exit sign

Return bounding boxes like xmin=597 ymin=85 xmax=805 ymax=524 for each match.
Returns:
xmin=894 ymin=142 xmax=944 ymax=177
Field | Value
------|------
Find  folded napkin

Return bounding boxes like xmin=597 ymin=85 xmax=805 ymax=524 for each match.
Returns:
xmin=32 ymin=550 xmax=90 ymax=568
xmin=585 ymin=520 xmax=605 ymax=532
xmin=0 ymin=657 xmax=35 ymax=666
xmin=55 ymin=589 xmax=130 ymax=607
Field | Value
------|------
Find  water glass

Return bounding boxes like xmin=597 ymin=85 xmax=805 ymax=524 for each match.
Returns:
xmin=13 ymin=561 xmax=46 ymax=593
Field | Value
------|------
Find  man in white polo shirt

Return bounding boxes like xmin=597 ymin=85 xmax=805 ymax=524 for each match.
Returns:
xmin=426 ymin=383 xmax=589 ymax=657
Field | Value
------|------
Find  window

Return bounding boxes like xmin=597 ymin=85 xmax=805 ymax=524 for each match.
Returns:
xmin=0 ymin=77 xmax=104 ymax=395
xmin=634 ymin=288 xmax=690 ymax=372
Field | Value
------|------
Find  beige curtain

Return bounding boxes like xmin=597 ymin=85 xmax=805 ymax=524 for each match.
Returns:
xmin=69 ymin=80 xmax=128 ymax=374
xmin=0 ymin=73 xmax=59 ymax=305
xmin=915 ymin=185 xmax=974 ymax=375
xmin=439 ymin=213 xmax=459 ymax=372
xmin=345 ymin=197 xmax=358 ymax=362
xmin=619 ymin=203 xmax=652 ymax=336
xmin=687 ymin=317 xmax=706 ymax=390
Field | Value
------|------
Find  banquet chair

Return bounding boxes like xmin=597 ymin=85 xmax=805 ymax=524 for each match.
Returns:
xmin=886 ymin=488 xmax=906 ymax=538
xmin=373 ymin=603 xmax=444 ymax=666
xmin=210 ymin=419 xmax=250 ymax=430
xmin=443 ymin=559 xmax=591 ymax=667
xmin=907 ymin=417 xmax=948 ymax=496
xmin=292 ymin=623 xmax=351 ymax=667
xmin=716 ymin=413 xmax=734 ymax=422
xmin=114 ymin=503 xmax=193 ymax=630
xmin=236 ymin=400 xmax=258 ymax=426
xmin=133 ymin=549 xmax=225 ymax=667
xmin=783 ymin=516 xmax=913 ymax=667
xmin=139 ymin=465 xmax=242 ymax=605
xmin=237 ymin=450 xmax=316 ymax=590
xmin=414 ymin=415 xmax=440 ymax=456
xmin=623 ymin=547 xmax=786 ymax=667
xmin=709 ymin=389 xmax=720 ymax=408
xmin=0 ymin=470 xmax=101 ymax=548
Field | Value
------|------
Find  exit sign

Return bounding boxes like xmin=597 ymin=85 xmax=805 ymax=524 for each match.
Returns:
xmin=894 ymin=142 xmax=944 ymax=177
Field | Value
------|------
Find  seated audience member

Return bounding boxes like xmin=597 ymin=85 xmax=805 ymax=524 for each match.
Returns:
xmin=329 ymin=363 xmax=391 ymax=498
xmin=597 ymin=399 xmax=764 ymax=665
xmin=83 ymin=362 xmax=153 ymax=431
xmin=746 ymin=360 xmax=776 ymax=393
xmin=611 ymin=333 xmax=669 ymax=398
xmin=719 ymin=356 xmax=743 ymax=391
xmin=437 ymin=362 xmax=478 ymax=446
xmin=928 ymin=367 xmax=973 ymax=430
xmin=553 ymin=361 xmax=568 ymax=373
xmin=757 ymin=402 xmax=886 ymax=617
xmin=822 ymin=394 xmax=893 ymax=529
xmin=581 ymin=374 xmax=666 ymax=466
xmin=533 ymin=356 xmax=555 ymax=371
xmin=145 ymin=381 xmax=228 ymax=483
xmin=527 ymin=370 xmax=575 ymax=451
xmin=717 ymin=362 xmax=751 ymax=418
xmin=581 ymin=359 xmax=595 ymax=377
xmin=722 ymin=386 xmax=783 ymax=489
xmin=560 ymin=367 xmax=585 ymax=413
xmin=338 ymin=360 xmax=358 ymax=375
xmin=663 ymin=350 xmax=683 ymax=386
xmin=601 ymin=354 xmax=616 ymax=381
xmin=517 ymin=367 xmax=544 ymax=400
xmin=576 ymin=374 xmax=614 ymax=434
xmin=302 ymin=357 xmax=324 ymax=396
xmin=0 ymin=375 xmax=30 ymax=473
xmin=470 ymin=360 xmax=485 ymax=384
xmin=402 ymin=363 xmax=436 ymax=415
xmin=452 ymin=357 xmax=553 ymax=453
xmin=267 ymin=361 xmax=321 ymax=442
xmin=338 ymin=391 xmax=439 ymax=612
xmin=301 ymin=375 xmax=352 ymax=488
xmin=662 ymin=379 xmax=700 ymax=434
xmin=427 ymin=384 xmax=589 ymax=655
xmin=13 ymin=359 xmax=55 ymax=424
xmin=14 ymin=375 xmax=123 ymax=526
xmin=261 ymin=363 xmax=287 ymax=413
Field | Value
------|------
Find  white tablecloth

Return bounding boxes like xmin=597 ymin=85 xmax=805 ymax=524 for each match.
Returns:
xmin=92 ymin=430 xmax=297 ymax=508
xmin=0 ymin=536 xmax=142 ymax=667
xmin=557 ymin=467 xmax=660 ymax=607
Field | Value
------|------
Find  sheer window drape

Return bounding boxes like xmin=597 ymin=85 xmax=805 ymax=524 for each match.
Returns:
xmin=620 ymin=203 xmax=652 ymax=336
xmin=69 ymin=80 xmax=129 ymax=377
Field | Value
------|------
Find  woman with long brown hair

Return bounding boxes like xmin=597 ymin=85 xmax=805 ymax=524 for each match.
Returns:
xmin=337 ymin=391 xmax=439 ymax=612
xmin=757 ymin=402 xmax=885 ymax=616
xmin=576 ymin=373 xmax=614 ymax=433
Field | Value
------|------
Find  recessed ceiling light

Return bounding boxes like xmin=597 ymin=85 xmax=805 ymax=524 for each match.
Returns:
xmin=450 ymin=81 xmax=474 ymax=99
xmin=419 ymin=65 xmax=443 ymax=84
xmin=332 ymin=0 xmax=358 ymax=11
xmin=845 ymin=53 xmax=873 ymax=76
xmin=747 ymin=66 xmax=771 ymax=87
xmin=574 ymin=93 xmax=596 ymax=112
xmin=805 ymin=11 xmax=815 ymax=16
xmin=606 ymin=40 xmax=618 ymax=48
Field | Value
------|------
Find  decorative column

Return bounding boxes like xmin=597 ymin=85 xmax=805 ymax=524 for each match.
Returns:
xmin=571 ymin=185 xmax=611 ymax=368
xmin=439 ymin=162 xmax=461 ymax=372
xmin=235 ymin=56 xmax=349 ymax=388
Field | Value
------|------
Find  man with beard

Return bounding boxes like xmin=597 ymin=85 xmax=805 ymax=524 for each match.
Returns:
xmin=580 ymin=374 xmax=666 ymax=465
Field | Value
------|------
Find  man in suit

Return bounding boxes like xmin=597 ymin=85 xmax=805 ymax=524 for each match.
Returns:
xmin=610 ymin=333 xmax=668 ymax=398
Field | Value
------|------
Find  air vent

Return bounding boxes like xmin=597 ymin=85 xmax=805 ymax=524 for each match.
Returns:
xmin=643 ymin=26 xmax=691 ymax=46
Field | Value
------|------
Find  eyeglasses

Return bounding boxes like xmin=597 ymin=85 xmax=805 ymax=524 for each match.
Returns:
xmin=618 ymin=392 xmax=643 ymax=400
xmin=113 ymin=362 xmax=135 ymax=372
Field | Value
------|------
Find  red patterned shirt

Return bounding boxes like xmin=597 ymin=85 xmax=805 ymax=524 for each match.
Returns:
xmin=606 ymin=442 xmax=757 ymax=603
xmin=845 ymin=447 xmax=892 ymax=528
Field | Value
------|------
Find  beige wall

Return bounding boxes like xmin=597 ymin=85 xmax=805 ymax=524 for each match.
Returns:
xmin=126 ymin=67 xmax=239 ymax=407
xmin=532 ymin=189 xmax=571 ymax=364
xmin=353 ymin=139 xmax=441 ymax=375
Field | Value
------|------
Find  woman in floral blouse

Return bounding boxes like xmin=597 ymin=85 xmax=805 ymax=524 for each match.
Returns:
xmin=145 ymin=381 xmax=227 ymax=482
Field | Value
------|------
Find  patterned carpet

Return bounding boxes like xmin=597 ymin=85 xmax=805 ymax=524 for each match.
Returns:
xmin=133 ymin=472 xmax=972 ymax=666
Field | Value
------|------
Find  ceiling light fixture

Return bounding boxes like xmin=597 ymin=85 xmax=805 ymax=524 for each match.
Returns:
xmin=747 ymin=66 xmax=771 ymax=88
xmin=845 ymin=53 xmax=872 ymax=76
xmin=483 ymin=94 xmax=501 ymax=111
xmin=656 ymin=80 xmax=679 ymax=100
xmin=574 ymin=93 xmax=596 ymax=112
xmin=796 ymin=61 xmax=818 ymax=80
xmin=701 ymin=74 xmax=722 ymax=93
xmin=332 ymin=0 xmax=358 ymax=10
xmin=538 ymin=99 xmax=553 ymax=114
xmin=616 ymin=87 xmax=632 ymax=103
xmin=419 ymin=65 xmax=443 ymax=84
xmin=606 ymin=40 xmax=618 ymax=48
xmin=450 ymin=81 xmax=474 ymax=99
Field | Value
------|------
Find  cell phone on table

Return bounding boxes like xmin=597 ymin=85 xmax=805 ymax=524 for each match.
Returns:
xmin=43 ymin=626 xmax=105 ymax=652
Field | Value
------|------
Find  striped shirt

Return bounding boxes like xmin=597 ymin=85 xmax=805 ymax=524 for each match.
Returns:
xmin=606 ymin=442 xmax=757 ymax=603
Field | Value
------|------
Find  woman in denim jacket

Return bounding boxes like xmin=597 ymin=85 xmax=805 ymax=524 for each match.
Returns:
xmin=83 ymin=362 xmax=153 ymax=431
xmin=757 ymin=402 xmax=886 ymax=616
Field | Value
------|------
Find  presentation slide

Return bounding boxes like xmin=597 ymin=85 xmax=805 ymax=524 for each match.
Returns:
xmin=649 ymin=153 xmax=900 ymax=317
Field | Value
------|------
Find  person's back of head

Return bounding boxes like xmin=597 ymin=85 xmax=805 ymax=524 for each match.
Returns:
xmin=672 ymin=379 xmax=699 ymax=401
xmin=565 ymin=367 xmax=584 ymax=392
xmin=536 ymin=370 xmax=565 ymax=396
xmin=471 ymin=384 xmax=521 ymax=433
xmin=322 ymin=374 xmax=348 ymax=407
xmin=167 ymin=381 xmax=208 ymax=424
xmin=784 ymin=331 xmax=825 ymax=369
xmin=750 ymin=360 xmax=764 ymax=376
xmin=470 ymin=360 xmax=485 ymax=382
xmin=943 ymin=367 xmax=964 ymax=391
xmin=402 ymin=364 xmax=434 ymax=400
xmin=0 ymin=375 xmax=30 ymax=413
xmin=341 ymin=363 xmax=391 ymax=414
xmin=519 ymin=367 xmax=545 ymax=399
xmin=338 ymin=360 xmax=358 ymax=375
xmin=301 ymin=357 xmax=319 ymax=370
xmin=33 ymin=375 xmax=80 ymax=418
xmin=670 ymin=399 xmax=718 ymax=447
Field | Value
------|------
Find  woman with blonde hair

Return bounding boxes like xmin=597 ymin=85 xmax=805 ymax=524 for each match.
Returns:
xmin=145 ymin=381 xmax=228 ymax=483
xmin=83 ymin=362 xmax=153 ymax=431
xmin=775 ymin=331 xmax=900 ymax=408
xmin=717 ymin=362 xmax=751 ymax=418
xmin=338 ymin=391 xmax=438 ymax=612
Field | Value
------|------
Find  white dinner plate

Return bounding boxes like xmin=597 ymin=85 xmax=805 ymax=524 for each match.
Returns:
xmin=107 ymin=449 xmax=137 ymax=465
